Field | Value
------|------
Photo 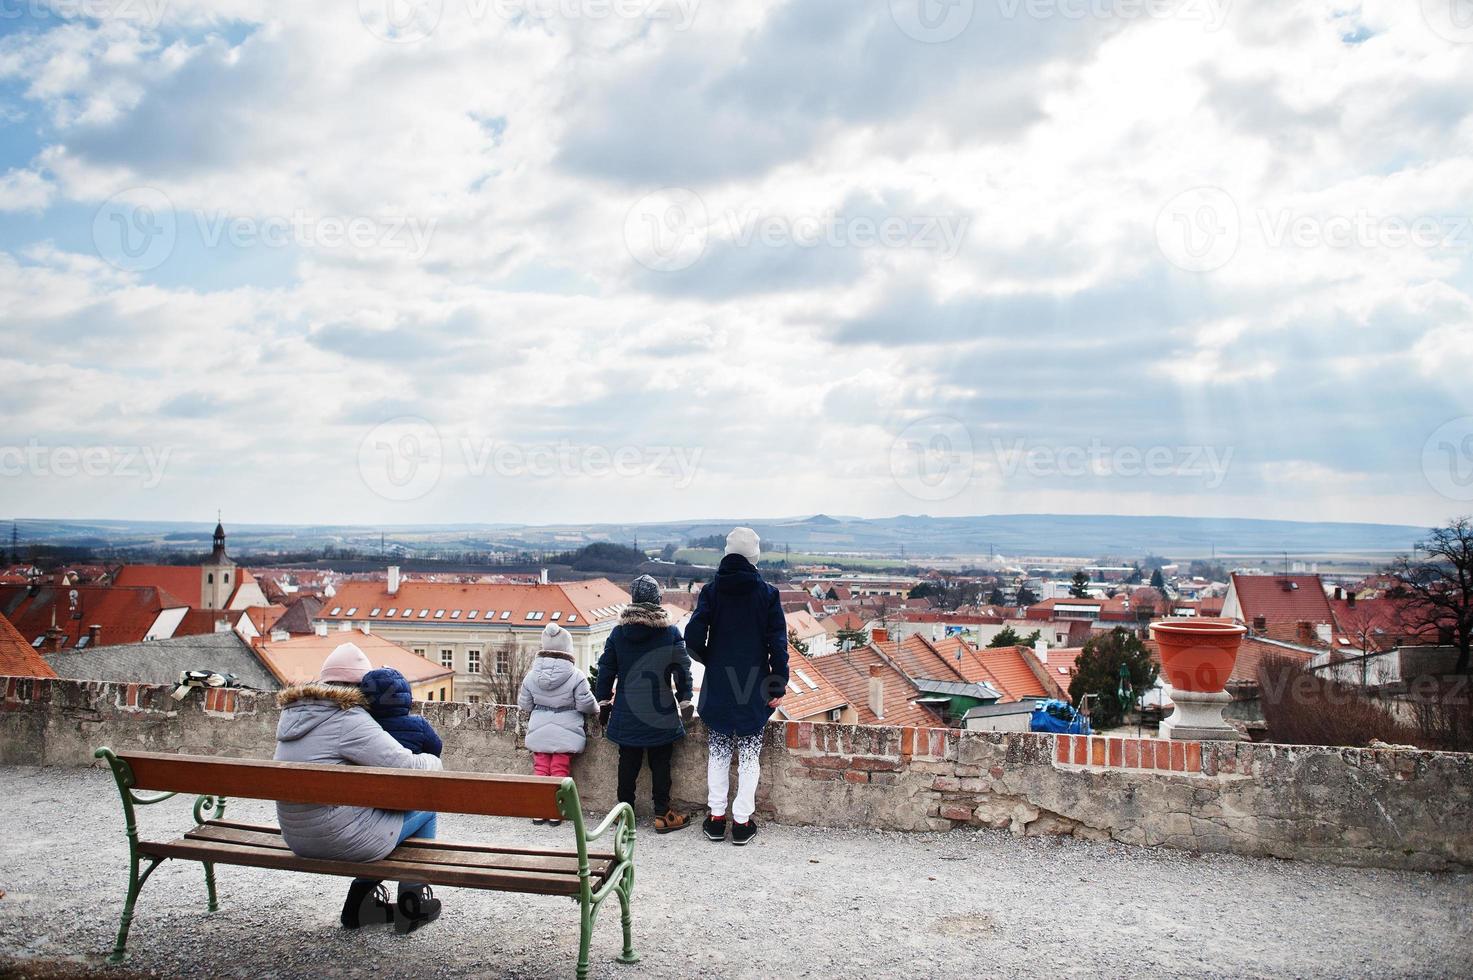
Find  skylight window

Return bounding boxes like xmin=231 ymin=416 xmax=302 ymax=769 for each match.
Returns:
xmin=402 ymin=608 xmax=414 ymax=618
xmin=434 ymin=610 xmax=445 ymax=619
xmin=550 ymin=611 xmax=561 ymax=621
xmin=418 ymin=609 xmax=430 ymax=618
xmin=466 ymin=610 xmax=478 ymax=620
xmin=346 ymin=607 xmax=357 ymax=616
xmin=566 ymin=614 xmax=577 ymax=623
xmin=370 ymin=608 xmax=381 ymax=616
xmin=525 ymin=611 xmax=545 ymax=621
xmin=329 ymin=607 xmax=342 ymax=616
xmin=450 ymin=610 xmax=461 ymax=619
xmin=386 ymin=608 xmax=397 ymax=617
xmin=796 ymin=670 xmax=818 ymax=691
xmin=788 ymin=679 xmax=802 ymax=694
xmin=500 ymin=611 xmax=511 ymax=620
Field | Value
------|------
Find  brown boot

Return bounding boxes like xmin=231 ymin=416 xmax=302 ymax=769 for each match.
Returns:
xmin=654 ymin=808 xmax=690 ymax=834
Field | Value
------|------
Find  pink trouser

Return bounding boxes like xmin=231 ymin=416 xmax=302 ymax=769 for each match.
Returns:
xmin=533 ymin=752 xmax=573 ymax=778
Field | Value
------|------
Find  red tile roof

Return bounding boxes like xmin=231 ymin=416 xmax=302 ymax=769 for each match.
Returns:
xmin=1227 ymin=574 xmax=1333 ymax=628
xmin=877 ymin=635 xmax=966 ymax=683
xmin=0 ymin=611 xmax=56 ymax=677
xmin=255 ymin=630 xmax=454 ymax=687
xmin=114 ymin=565 xmax=204 ymax=607
xmin=968 ymin=646 xmax=1050 ymax=702
xmin=811 ymin=648 xmax=943 ymax=727
xmin=0 ymin=585 xmax=187 ymax=650
xmin=778 ymin=648 xmax=849 ymax=721
xmin=317 ymin=578 xmax=630 ymax=628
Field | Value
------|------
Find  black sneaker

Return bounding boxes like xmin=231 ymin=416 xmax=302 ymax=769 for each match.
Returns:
xmin=547 ymin=819 xmax=563 ymax=827
xmin=702 ymin=814 xmax=727 ymax=842
xmin=731 ymin=819 xmax=758 ymax=846
xmin=531 ymin=818 xmax=547 ymax=826
xmin=394 ymin=886 xmax=442 ymax=934
xmin=340 ymin=880 xmax=393 ymax=929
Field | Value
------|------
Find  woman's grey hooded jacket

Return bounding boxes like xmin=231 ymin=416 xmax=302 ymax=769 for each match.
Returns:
xmin=272 ymin=683 xmax=442 ymax=863
xmin=517 ymin=654 xmax=598 ymax=755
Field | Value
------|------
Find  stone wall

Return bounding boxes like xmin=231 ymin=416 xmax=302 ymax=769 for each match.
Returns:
xmin=4 ymin=676 xmax=1471 ymax=871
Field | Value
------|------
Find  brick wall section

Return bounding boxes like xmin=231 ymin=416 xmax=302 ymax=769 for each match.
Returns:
xmin=4 ymin=676 xmax=1471 ymax=871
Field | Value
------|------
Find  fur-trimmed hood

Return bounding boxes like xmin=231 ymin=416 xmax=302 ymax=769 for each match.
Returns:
xmin=276 ymin=683 xmax=367 ymax=743
xmin=620 ymin=603 xmax=670 ymax=629
xmin=277 ymin=682 xmax=367 ymax=710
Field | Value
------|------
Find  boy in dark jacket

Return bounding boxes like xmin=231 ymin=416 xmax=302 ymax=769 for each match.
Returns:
xmin=596 ymin=575 xmax=695 ymax=834
xmin=684 ymin=527 xmax=788 ymax=846
xmin=360 ymin=667 xmax=443 ymax=757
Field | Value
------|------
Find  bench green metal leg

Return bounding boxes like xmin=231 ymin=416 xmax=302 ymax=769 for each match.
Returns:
xmin=193 ymin=795 xmax=227 ymax=913
xmin=109 ymin=855 xmax=164 ymax=963
xmin=615 ymin=865 xmax=639 ymax=965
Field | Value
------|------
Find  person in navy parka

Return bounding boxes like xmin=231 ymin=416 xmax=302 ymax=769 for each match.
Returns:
xmin=360 ymin=667 xmax=443 ymax=757
xmin=684 ymin=527 xmax=788 ymax=846
xmin=596 ymin=575 xmax=695 ymax=834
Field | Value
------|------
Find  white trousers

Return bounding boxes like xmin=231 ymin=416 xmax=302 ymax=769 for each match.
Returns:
xmin=707 ymin=731 xmax=763 ymax=823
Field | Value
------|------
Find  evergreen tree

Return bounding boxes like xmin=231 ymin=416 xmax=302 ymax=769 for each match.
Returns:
xmin=1069 ymin=569 xmax=1091 ymax=599
xmin=986 ymin=625 xmax=1041 ymax=649
xmin=988 ymin=586 xmax=1006 ymax=606
xmin=1149 ymin=567 xmax=1166 ymax=591
xmin=1015 ymin=584 xmax=1038 ymax=606
xmin=1068 ymin=627 xmax=1159 ymax=728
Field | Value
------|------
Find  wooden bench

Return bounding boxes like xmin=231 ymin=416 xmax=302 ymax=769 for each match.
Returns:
xmin=94 ymin=747 xmax=639 ymax=979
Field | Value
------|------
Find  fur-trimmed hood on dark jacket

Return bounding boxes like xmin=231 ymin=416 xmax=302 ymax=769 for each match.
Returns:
xmin=619 ymin=603 xmax=670 ymax=629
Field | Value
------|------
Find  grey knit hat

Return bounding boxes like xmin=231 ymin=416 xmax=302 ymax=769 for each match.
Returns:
xmin=629 ymin=574 xmax=662 ymax=606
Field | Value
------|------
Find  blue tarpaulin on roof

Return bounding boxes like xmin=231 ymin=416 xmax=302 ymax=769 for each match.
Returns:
xmin=1029 ymin=699 xmax=1091 ymax=735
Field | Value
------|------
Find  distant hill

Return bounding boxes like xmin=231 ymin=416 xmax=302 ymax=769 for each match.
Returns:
xmin=7 ymin=513 xmax=1431 ymax=563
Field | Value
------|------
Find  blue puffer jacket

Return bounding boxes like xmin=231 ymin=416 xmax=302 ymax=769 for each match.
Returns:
xmin=596 ymin=604 xmax=694 ymax=747
xmin=684 ymin=554 xmax=789 ymax=737
xmin=360 ymin=668 xmax=443 ymax=757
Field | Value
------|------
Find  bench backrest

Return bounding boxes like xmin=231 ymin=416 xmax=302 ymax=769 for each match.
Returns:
xmin=115 ymin=752 xmax=567 ymax=820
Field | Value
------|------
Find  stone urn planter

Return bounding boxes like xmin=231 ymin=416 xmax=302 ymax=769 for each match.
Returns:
xmin=1151 ymin=619 xmax=1247 ymax=742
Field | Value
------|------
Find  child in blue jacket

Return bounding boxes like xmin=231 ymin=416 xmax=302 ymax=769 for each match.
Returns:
xmin=360 ymin=667 xmax=443 ymax=756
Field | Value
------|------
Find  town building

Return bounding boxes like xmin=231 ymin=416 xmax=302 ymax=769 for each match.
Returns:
xmin=113 ymin=522 xmax=270 ymax=611
xmin=256 ymin=629 xmax=455 ymax=701
xmin=312 ymin=568 xmax=628 ymax=701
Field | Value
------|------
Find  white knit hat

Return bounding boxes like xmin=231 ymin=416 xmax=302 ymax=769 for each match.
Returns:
xmin=540 ymin=623 xmax=574 ymax=655
xmin=318 ymin=642 xmax=372 ymax=683
xmin=725 ymin=526 xmax=760 ymax=563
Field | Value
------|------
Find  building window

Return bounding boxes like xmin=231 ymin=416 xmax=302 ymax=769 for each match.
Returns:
xmin=440 ymin=649 xmax=453 ymax=669
xmin=495 ymin=650 xmax=510 ymax=675
xmin=440 ymin=687 xmax=447 ymax=700
xmin=413 ymin=647 xmax=426 ymax=658
xmin=207 ymin=573 xmax=214 ymax=584
xmin=224 ymin=573 xmax=229 ymax=583
xmin=467 ymin=649 xmax=481 ymax=674
xmin=468 ymin=695 xmax=481 ymax=705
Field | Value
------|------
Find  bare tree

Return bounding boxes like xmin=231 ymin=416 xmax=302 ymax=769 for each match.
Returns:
xmin=480 ymin=640 xmax=534 ymax=705
xmin=1387 ymin=517 xmax=1473 ymax=674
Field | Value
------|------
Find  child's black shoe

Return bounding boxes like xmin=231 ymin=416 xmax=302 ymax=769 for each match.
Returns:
xmin=731 ymin=819 xmax=758 ymax=846
xmin=702 ymin=814 xmax=727 ymax=842
xmin=395 ymin=885 xmax=442 ymax=934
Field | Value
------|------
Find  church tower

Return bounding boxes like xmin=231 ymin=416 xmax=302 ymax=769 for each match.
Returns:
xmin=201 ymin=516 xmax=236 ymax=609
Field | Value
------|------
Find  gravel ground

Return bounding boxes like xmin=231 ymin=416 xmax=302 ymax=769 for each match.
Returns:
xmin=2 ymin=764 xmax=1470 ymax=980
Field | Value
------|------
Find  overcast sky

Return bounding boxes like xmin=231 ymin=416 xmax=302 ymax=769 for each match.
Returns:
xmin=1 ymin=0 xmax=1471 ymax=528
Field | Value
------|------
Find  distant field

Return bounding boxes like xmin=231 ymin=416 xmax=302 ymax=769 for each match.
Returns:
xmin=672 ymin=548 xmax=907 ymax=571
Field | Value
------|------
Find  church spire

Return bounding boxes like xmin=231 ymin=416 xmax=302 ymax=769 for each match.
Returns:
xmin=212 ymin=513 xmax=227 ymax=560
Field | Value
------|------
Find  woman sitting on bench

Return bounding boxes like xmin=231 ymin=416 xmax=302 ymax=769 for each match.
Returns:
xmin=273 ymin=643 xmax=445 ymax=933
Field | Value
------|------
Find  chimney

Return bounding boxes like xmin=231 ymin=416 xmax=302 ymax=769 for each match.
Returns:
xmin=338 ymin=622 xmax=352 ymax=632
xmin=871 ymin=627 xmax=889 ymax=643
xmin=539 ymin=568 xmax=549 ymax=586
xmin=1315 ymin=623 xmax=1332 ymax=645
xmin=269 ymin=628 xmax=289 ymax=642
xmin=1347 ymin=592 xmax=1356 ymax=608
xmin=315 ymin=623 xmax=329 ymax=637
xmin=1333 ymin=586 xmax=1343 ymax=601
xmin=387 ymin=566 xmax=400 ymax=595
xmin=360 ymin=623 xmax=372 ymax=635
xmin=87 ymin=624 xmax=101 ymax=647
xmin=43 ymin=622 xmax=66 ymax=652
xmin=867 ymin=664 xmax=885 ymax=719
xmin=213 ymin=617 xmax=232 ymax=634
xmin=1034 ymin=637 xmax=1048 ymax=664
xmin=1296 ymin=620 xmax=1314 ymax=644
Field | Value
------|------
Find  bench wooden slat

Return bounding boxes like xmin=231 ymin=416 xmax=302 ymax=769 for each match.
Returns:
xmin=184 ymin=823 xmax=604 ymax=876
xmin=197 ymin=819 xmax=617 ymax=862
xmin=119 ymin=752 xmax=564 ymax=820
xmin=140 ymin=838 xmax=606 ymax=896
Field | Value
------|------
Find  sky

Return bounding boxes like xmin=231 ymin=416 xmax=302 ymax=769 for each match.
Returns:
xmin=0 ymin=0 xmax=1471 ymax=529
